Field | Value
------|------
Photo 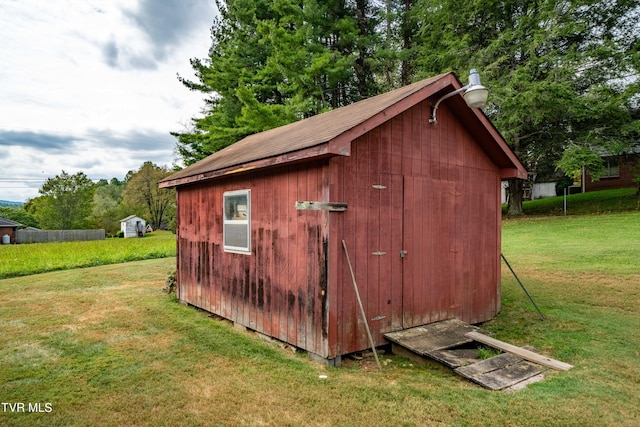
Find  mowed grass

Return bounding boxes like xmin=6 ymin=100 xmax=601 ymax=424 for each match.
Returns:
xmin=0 ymin=214 xmax=639 ymax=426
xmin=506 ymin=187 xmax=639 ymax=216
xmin=502 ymin=212 xmax=640 ymax=274
xmin=497 ymin=212 xmax=640 ymax=425
xmin=0 ymin=231 xmax=176 ymax=279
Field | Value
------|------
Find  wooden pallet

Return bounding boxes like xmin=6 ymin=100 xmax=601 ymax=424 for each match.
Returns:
xmin=384 ymin=319 xmax=572 ymax=391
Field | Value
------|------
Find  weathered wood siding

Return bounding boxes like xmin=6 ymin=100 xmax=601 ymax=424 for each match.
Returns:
xmin=176 ymin=98 xmax=504 ymax=359
xmin=176 ymin=163 xmax=331 ymax=357
xmin=329 ymin=99 xmax=501 ymax=356
xmin=121 ymin=217 xmax=146 ymax=238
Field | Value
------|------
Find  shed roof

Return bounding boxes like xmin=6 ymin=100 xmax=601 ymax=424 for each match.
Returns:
xmin=0 ymin=217 xmax=22 ymax=227
xmin=161 ymin=72 xmax=526 ymax=188
xmin=120 ymin=215 xmax=145 ymax=222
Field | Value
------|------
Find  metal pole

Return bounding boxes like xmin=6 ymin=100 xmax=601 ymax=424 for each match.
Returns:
xmin=342 ymin=240 xmax=382 ymax=371
xmin=501 ymin=253 xmax=545 ymax=321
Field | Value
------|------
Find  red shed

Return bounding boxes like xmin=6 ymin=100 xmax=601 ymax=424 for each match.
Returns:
xmin=160 ymin=72 xmax=526 ymax=364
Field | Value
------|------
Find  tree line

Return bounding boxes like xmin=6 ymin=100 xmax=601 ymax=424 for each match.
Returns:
xmin=0 ymin=162 xmax=175 ymax=236
xmin=173 ymin=0 xmax=639 ymax=214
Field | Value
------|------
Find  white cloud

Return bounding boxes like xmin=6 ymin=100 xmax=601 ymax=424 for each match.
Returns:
xmin=0 ymin=0 xmax=216 ymax=202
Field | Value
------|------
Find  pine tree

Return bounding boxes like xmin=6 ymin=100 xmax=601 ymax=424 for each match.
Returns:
xmin=413 ymin=0 xmax=639 ymax=214
xmin=172 ymin=0 xmax=383 ymax=165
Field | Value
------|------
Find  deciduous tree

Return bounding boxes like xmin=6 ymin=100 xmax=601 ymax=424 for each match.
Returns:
xmin=90 ymin=178 xmax=126 ymax=235
xmin=122 ymin=162 xmax=175 ymax=230
xmin=30 ymin=171 xmax=95 ymax=229
xmin=0 ymin=207 xmax=39 ymax=228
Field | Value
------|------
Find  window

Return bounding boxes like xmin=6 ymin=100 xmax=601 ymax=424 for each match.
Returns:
xmin=602 ymin=158 xmax=620 ymax=178
xmin=223 ymin=190 xmax=251 ymax=253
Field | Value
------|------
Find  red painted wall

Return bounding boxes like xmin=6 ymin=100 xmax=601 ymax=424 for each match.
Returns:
xmin=176 ymin=164 xmax=331 ymax=357
xmin=328 ymin=99 xmax=501 ymax=356
xmin=175 ymin=98 xmax=503 ymax=359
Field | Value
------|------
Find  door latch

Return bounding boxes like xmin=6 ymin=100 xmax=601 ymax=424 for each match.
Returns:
xmin=400 ymin=250 xmax=408 ymax=259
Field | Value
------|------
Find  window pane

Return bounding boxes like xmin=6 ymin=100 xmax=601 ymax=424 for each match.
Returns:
xmin=224 ymin=223 xmax=248 ymax=249
xmin=224 ymin=194 xmax=248 ymax=220
xmin=223 ymin=190 xmax=251 ymax=253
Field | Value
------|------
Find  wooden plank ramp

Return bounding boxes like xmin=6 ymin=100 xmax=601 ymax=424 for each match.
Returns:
xmin=384 ymin=319 xmax=486 ymax=368
xmin=384 ymin=319 xmax=571 ymax=391
xmin=465 ymin=331 xmax=574 ymax=371
xmin=454 ymin=352 xmax=547 ymax=391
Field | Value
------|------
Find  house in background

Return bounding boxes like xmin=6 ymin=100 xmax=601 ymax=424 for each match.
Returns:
xmin=501 ymin=180 xmax=558 ymax=204
xmin=0 ymin=217 xmax=22 ymax=244
xmin=585 ymin=153 xmax=640 ymax=192
xmin=120 ymin=215 xmax=146 ymax=238
xmin=160 ymin=72 xmax=526 ymax=364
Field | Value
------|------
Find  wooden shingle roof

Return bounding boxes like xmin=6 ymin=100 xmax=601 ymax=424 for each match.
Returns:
xmin=160 ymin=72 xmax=526 ymax=188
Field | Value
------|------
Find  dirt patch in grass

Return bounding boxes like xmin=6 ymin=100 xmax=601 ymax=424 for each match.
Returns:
xmin=4 ymin=342 xmax=62 ymax=366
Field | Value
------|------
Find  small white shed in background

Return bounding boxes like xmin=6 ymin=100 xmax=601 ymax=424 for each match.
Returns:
xmin=120 ymin=215 xmax=146 ymax=238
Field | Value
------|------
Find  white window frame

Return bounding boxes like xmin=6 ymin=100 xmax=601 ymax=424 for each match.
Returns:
xmin=602 ymin=158 xmax=620 ymax=178
xmin=223 ymin=189 xmax=251 ymax=254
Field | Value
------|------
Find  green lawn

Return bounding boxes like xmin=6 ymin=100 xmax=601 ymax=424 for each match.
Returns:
xmin=502 ymin=212 xmax=640 ymax=274
xmin=0 ymin=214 xmax=638 ymax=426
xmin=0 ymin=231 xmax=176 ymax=279
xmin=507 ymin=187 xmax=639 ymax=216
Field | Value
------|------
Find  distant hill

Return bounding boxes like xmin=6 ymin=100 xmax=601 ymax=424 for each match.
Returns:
xmin=0 ymin=200 xmax=24 ymax=209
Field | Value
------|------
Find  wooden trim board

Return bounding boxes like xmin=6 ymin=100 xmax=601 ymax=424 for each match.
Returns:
xmin=465 ymin=331 xmax=573 ymax=371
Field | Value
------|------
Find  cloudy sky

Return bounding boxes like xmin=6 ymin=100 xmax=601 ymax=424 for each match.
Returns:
xmin=0 ymin=0 xmax=217 ymax=202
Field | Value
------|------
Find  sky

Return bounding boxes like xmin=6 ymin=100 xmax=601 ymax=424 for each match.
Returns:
xmin=0 ymin=0 xmax=218 ymax=202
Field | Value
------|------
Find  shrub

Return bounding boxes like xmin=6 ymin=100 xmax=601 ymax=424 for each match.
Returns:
xmin=164 ymin=270 xmax=177 ymax=294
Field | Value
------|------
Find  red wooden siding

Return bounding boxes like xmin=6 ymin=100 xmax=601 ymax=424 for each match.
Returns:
xmin=330 ymin=99 xmax=501 ymax=355
xmin=175 ymin=96 xmax=506 ymax=360
xmin=176 ymin=163 xmax=331 ymax=357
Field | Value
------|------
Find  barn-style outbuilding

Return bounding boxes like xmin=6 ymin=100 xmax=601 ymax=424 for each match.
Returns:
xmin=160 ymin=72 xmax=527 ymax=363
xmin=120 ymin=215 xmax=146 ymax=238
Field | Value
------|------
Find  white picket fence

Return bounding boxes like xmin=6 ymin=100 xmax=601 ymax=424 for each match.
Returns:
xmin=16 ymin=229 xmax=105 ymax=244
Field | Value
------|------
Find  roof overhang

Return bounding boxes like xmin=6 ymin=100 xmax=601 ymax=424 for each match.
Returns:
xmin=160 ymin=73 xmax=527 ymax=188
xmin=429 ymin=79 xmax=527 ymax=180
xmin=159 ymin=145 xmax=337 ymax=188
